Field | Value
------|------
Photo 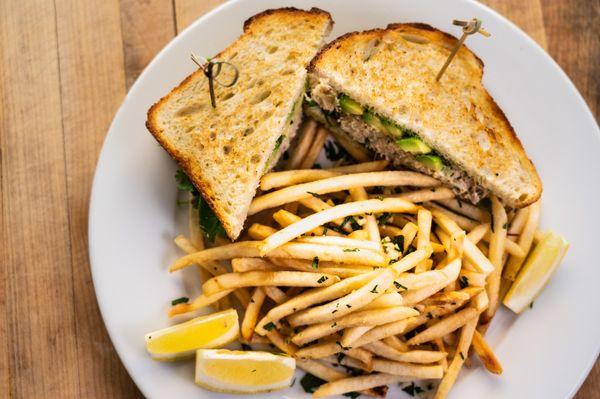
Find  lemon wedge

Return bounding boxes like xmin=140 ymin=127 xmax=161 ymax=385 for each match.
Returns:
xmin=145 ymin=309 xmax=238 ymax=360
xmin=503 ymin=231 xmax=569 ymax=314
xmin=195 ymin=349 xmax=296 ymax=393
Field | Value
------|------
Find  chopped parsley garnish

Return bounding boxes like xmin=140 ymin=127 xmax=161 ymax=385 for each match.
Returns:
xmin=343 ymin=392 xmax=360 ymax=399
xmin=343 ymin=248 xmax=360 ymax=252
xmin=340 ymin=216 xmax=360 ymax=230
xmin=376 ymin=194 xmax=385 ymax=201
xmin=312 ymin=256 xmax=319 ymax=269
xmin=503 ymin=222 xmax=509 ymax=229
xmin=171 ymin=296 xmax=189 ymax=306
xmin=336 ymin=341 xmax=352 ymax=350
xmin=377 ymin=212 xmax=393 ymax=225
xmin=337 ymin=352 xmax=346 ymax=363
xmin=388 ymin=258 xmax=399 ymax=265
xmin=317 ymin=275 xmax=328 ymax=284
xmin=300 ymin=373 xmax=326 ymax=393
xmin=401 ymin=382 xmax=425 ymax=397
xmin=459 ymin=352 xmax=465 ymax=360
xmin=324 ymin=140 xmax=348 ymax=161
xmin=459 ymin=275 xmax=469 ymax=289
xmin=263 ymin=322 xmax=276 ymax=331
xmin=426 ymin=312 xmax=433 ymax=320
xmin=370 ymin=285 xmax=379 ymax=293
xmin=404 ymin=245 xmax=417 ymax=255
xmin=307 ymin=191 xmax=324 ymax=200
xmin=346 ymin=304 xmax=352 ymax=308
xmin=175 ymin=170 xmax=226 ymax=243
xmin=331 ymin=322 xmax=337 ymax=328
xmin=394 ymin=281 xmax=408 ymax=291
xmin=392 ymin=235 xmax=404 ymax=251
xmin=530 ymin=301 xmax=534 ymax=308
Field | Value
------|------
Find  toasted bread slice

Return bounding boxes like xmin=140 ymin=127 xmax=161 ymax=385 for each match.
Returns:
xmin=147 ymin=8 xmax=333 ymax=239
xmin=307 ymin=23 xmax=541 ymax=208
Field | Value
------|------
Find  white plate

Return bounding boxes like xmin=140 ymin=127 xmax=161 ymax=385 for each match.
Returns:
xmin=89 ymin=0 xmax=600 ymax=398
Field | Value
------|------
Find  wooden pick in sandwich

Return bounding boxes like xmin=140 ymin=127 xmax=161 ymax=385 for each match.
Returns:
xmin=436 ymin=18 xmax=490 ymax=81
xmin=190 ymin=53 xmax=239 ymax=108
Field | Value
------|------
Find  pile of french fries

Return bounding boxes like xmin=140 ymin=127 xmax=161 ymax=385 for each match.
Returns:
xmin=168 ymin=120 xmax=543 ymax=398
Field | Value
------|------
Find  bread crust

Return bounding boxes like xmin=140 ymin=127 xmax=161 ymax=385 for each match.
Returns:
xmin=147 ymin=8 xmax=333 ymax=239
xmin=308 ymin=23 xmax=541 ymax=208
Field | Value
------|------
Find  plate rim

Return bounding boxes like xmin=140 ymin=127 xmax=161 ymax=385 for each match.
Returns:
xmin=88 ymin=0 xmax=600 ymax=398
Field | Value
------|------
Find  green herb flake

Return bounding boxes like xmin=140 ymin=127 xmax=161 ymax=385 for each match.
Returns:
xmin=336 ymin=341 xmax=352 ymax=350
xmin=401 ymin=382 xmax=425 ymax=397
xmin=426 ymin=312 xmax=433 ymax=320
xmin=343 ymin=248 xmax=360 ymax=252
xmin=171 ymin=296 xmax=189 ymax=306
xmin=394 ymin=281 xmax=408 ymax=291
xmin=263 ymin=322 xmax=277 ymax=331
xmin=392 ymin=235 xmax=404 ymax=251
xmin=459 ymin=352 xmax=465 ymax=360
xmin=370 ymin=284 xmax=379 ymax=293
xmin=307 ymin=191 xmax=324 ymax=200
xmin=377 ymin=212 xmax=393 ymax=225
xmin=346 ymin=304 xmax=352 ymax=308
xmin=312 ymin=256 xmax=319 ymax=269
xmin=459 ymin=275 xmax=469 ymax=289
xmin=300 ymin=373 xmax=326 ymax=393
xmin=317 ymin=275 xmax=328 ymax=284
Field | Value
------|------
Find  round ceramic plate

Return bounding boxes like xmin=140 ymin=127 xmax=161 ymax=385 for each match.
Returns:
xmin=89 ymin=0 xmax=600 ymax=398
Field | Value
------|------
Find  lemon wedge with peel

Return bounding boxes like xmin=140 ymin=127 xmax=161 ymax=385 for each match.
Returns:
xmin=503 ymin=231 xmax=569 ymax=314
xmin=195 ymin=349 xmax=296 ymax=393
xmin=145 ymin=309 xmax=238 ymax=360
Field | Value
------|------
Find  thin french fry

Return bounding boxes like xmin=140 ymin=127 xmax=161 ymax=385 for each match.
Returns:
xmin=467 ymin=223 xmax=490 ymax=244
xmin=294 ymin=235 xmax=382 ymax=252
xmin=508 ymin=207 xmax=529 ymax=235
xmin=415 ymin=209 xmax=433 ymax=272
xmin=483 ymin=231 xmax=525 ymax=257
xmin=171 ymin=241 xmax=386 ymax=272
xmin=503 ymin=200 xmax=542 ymax=280
xmin=291 ymin=306 xmax=418 ymax=345
xmin=261 ymin=160 xmax=389 ymax=191
xmin=313 ymin=373 xmax=411 ymax=398
xmin=401 ymin=222 xmax=419 ymax=251
xmin=255 ymin=272 xmax=377 ymax=335
xmin=365 ymin=341 xmax=447 ymax=363
xmin=341 ymin=326 xmax=373 ymax=347
xmin=383 ymin=336 xmax=410 ymax=352
xmin=299 ymin=126 xmax=329 ymax=169
xmin=288 ymin=269 xmax=395 ymax=326
xmin=241 ymin=288 xmax=266 ymax=341
xmin=393 ymin=187 xmax=455 ymax=203
xmin=407 ymin=307 xmax=478 ymax=346
xmin=249 ymin=171 xmax=438 ymax=215
xmin=433 ymin=317 xmax=478 ymax=399
xmin=427 ymin=202 xmax=478 ymax=230
xmin=472 ymin=330 xmax=503 ymax=374
xmin=231 ymin=257 xmax=278 ymax=272
xmin=483 ymin=196 xmax=508 ymax=323
xmin=352 ymin=318 xmax=416 ymax=347
xmin=295 ymin=339 xmax=364 ymax=360
xmin=263 ymin=286 xmax=289 ymax=304
xmin=273 ymin=209 xmax=330 ymax=236
xmin=286 ymin=119 xmax=317 ymax=170
xmin=265 ymin=330 xmax=298 ymax=356
xmin=436 ymin=198 xmax=490 ymax=222
xmin=202 ymin=271 xmax=340 ymax=295
xmin=390 ymin=249 xmax=432 ymax=275
xmin=371 ymin=358 xmax=444 ymax=379
xmin=434 ymin=337 xmax=448 ymax=371
xmin=168 ymin=290 xmax=232 ymax=317
xmin=261 ymin=198 xmax=417 ymax=253
xmin=350 ymin=187 xmax=382 ymax=249
xmin=248 ymin=223 xmax=277 ymax=239
xmin=269 ymin=257 xmax=375 ymax=278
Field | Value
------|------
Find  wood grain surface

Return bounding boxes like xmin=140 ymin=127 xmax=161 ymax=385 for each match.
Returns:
xmin=0 ymin=0 xmax=597 ymax=398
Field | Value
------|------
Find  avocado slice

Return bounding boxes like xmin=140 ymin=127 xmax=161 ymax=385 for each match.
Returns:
xmin=381 ymin=118 xmax=404 ymax=138
xmin=362 ymin=110 xmax=386 ymax=132
xmin=396 ymin=137 xmax=432 ymax=154
xmin=339 ymin=94 xmax=364 ymax=115
xmin=415 ymin=154 xmax=444 ymax=171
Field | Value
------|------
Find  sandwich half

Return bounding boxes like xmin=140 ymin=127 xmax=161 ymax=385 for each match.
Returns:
xmin=305 ymin=23 xmax=541 ymax=208
xmin=147 ymin=8 xmax=333 ymax=239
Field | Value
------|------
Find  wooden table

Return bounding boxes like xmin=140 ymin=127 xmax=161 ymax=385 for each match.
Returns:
xmin=1 ymin=0 xmax=597 ymax=397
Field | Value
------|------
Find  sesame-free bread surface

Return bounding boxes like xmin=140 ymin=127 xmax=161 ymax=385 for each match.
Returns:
xmin=147 ymin=8 xmax=333 ymax=239
xmin=308 ymin=23 xmax=541 ymax=208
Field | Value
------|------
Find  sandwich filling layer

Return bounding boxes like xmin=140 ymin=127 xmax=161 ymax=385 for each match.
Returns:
xmin=306 ymin=80 xmax=489 ymax=204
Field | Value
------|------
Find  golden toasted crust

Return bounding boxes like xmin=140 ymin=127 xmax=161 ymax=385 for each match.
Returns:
xmin=147 ymin=8 xmax=333 ymax=239
xmin=308 ymin=23 xmax=541 ymax=208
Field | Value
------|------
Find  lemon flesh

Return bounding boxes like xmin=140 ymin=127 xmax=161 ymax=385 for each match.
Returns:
xmin=503 ymin=231 xmax=569 ymax=314
xmin=145 ymin=309 xmax=238 ymax=360
xmin=195 ymin=349 xmax=295 ymax=393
